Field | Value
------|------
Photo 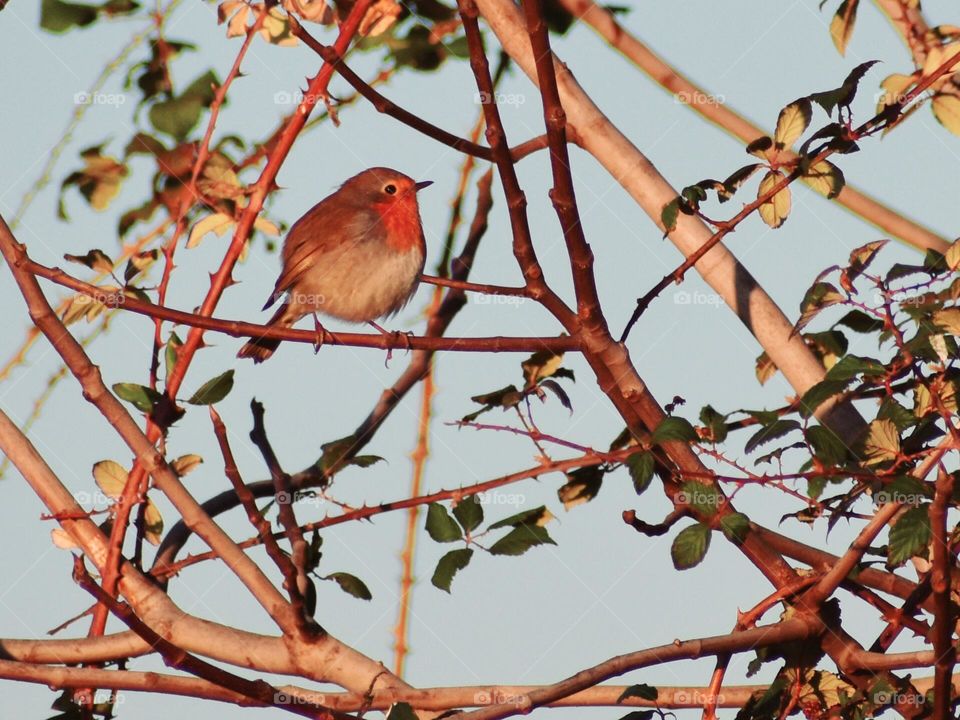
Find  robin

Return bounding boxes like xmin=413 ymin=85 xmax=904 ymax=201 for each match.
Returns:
xmin=238 ymin=167 xmax=432 ymax=362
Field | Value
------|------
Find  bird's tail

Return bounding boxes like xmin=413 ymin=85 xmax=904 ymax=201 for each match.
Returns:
xmin=237 ymin=304 xmax=291 ymax=363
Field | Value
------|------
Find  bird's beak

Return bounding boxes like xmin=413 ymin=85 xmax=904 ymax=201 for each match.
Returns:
xmin=414 ymin=180 xmax=434 ymax=192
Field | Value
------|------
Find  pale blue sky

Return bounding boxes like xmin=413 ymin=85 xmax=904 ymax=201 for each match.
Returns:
xmin=1 ymin=1 xmax=958 ymax=717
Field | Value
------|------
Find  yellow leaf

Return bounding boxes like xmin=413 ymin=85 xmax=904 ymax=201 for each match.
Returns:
xmin=829 ymin=0 xmax=858 ymax=56
xmin=254 ymin=216 xmax=281 ymax=236
xmin=757 ymin=171 xmax=791 ymax=229
xmin=933 ymin=307 xmax=960 ymax=335
xmin=260 ymin=7 xmax=298 ymax=46
xmin=284 ymin=0 xmax=333 ymax=23
xmin=755 ymin=351 xmax=777 ymax=385
xmin=93 ymin=459 xmax=129 ymax=499
xmin=876 ymin=73 xmax=916 ymax=112
xmin=945 ymin=237 xmax=960 ymax=271
xmin=359 ymin=0 xmax=402 ymax=36
xmin=930 ymin=334 xmax=949 ymax=364
xmin=143 ymin=499 xmax=164 ymax=545
xmin=803 ymin=160 xmax=844 ymax=199
xmin=51 ymin=528 xmax=80 ymax=550
xmin=932 ymin=93 xmax=960 ymax=136
xmin=187 ymin=212 xmax=235 ymax=248
xmin=914 ymin=384 xmax=932 ymax=417
xmin=171 ymin=454 xmax=203 ymax=477
xmin=864 ymin=418 xmax=900 ymax=465
xmin=774 ymin=100 xmax=812 ymax=148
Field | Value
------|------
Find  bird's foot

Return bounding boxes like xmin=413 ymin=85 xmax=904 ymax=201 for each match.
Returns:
xmin=313 ymin=314 xmax=327 ymax=353
xmin=367 ymin=320 xmax=414 ymax=366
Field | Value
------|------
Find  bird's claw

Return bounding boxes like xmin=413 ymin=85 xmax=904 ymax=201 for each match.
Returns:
xmin=313 ymin=314 xmax=326 ymax=354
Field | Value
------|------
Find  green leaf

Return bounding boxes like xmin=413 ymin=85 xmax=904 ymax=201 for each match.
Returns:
xmin=810 ymin=60 xmax=878 ymax=116
xmin=720 ymin=512 xmax=751 ymax=543
xmin=651 ymin=416 xmax=697 ymax=444
xmin=617 ymin=684 xmax=658 ymax=703
xmin=113 ymin=382 xmax=162 ymax=413
xmin=671 ymin=522 xmax=711 ymax=570
xmin=795 ymin=281 xmax=845 ymax=335
xmin=806 ymin=425 xmax=850 ymax=466
xmin=887 ymin=505 xmax=930 ymax=567
xmin=745 ymin=419 xmax=801 ymax=454
xmin=488 ymin=506 xmax=552 ymax=530
xmin=824 ymin=354 xmax=886 ymax=381
xmin=660 ymin=197 xmax=680 ymax=234
xmin=425 ymin=503 xmax=463 ymax=542
xmin=835 ymin=309 xmax=883 ymax=333
xmin=557 ymin=465 xmax=604 ymax=510
xmin=149 ymin=70 xmax=219 ymax=141
xmin=64 ymin=249 xmax=114 ymax=274
xmin=489 ymin=524 xmax=556 ymax=556
xmin=798 ymin=379 xmax=850 ymax=418
xmin=452 ymin=495 xmax=483 ymax=533
xmin=164 ymin=332 xmax=182 ymax=381
xmin=326 ymin=572 xmax=372 ymax=600
xmin=186 ymin=370 xmax=234 ymax=405
xmin=41 ymin=0 xmax=99 ymax=32
xmin=698 ymin=404 xmax=728 ymax=443
xmin=431 ymin=548 xmax=473 ymax=593
xmin=385 ymin=702 xmax=419 ymax=720
xmin=626 ymin=451 xmax=655 ymax=496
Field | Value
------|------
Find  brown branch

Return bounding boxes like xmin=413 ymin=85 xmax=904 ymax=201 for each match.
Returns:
xmin=456 ymin=0 xmax=574 ymax=325
xmin=519 ymin=0 xmax=603 ymax=327
xmin=558 ymin=0 xmax=948 ymax=253
xmin=620 ymin=45 xmax=960 ymax=343
xmin=71 ymin=558 xmax=344 ymax=719
xmin=444 ymin=618 xmax=819 ymax=720
xmin=19 ymin=252 xmax=576 ymax=353
xmin=208 ymin=407 xmax=304 ymax=634
xmin=930 ymin=465 xmax=956 ymax=718
xmin=249 ymin=400 xmax=311 ymax=632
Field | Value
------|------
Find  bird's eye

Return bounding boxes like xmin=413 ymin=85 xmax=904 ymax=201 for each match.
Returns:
xmin=384 ymin=183 xmax=397 ymax=195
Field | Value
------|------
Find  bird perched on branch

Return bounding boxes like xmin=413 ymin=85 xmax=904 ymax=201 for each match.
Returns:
xmin=238 ymin=167 xmax=432 ymax=363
